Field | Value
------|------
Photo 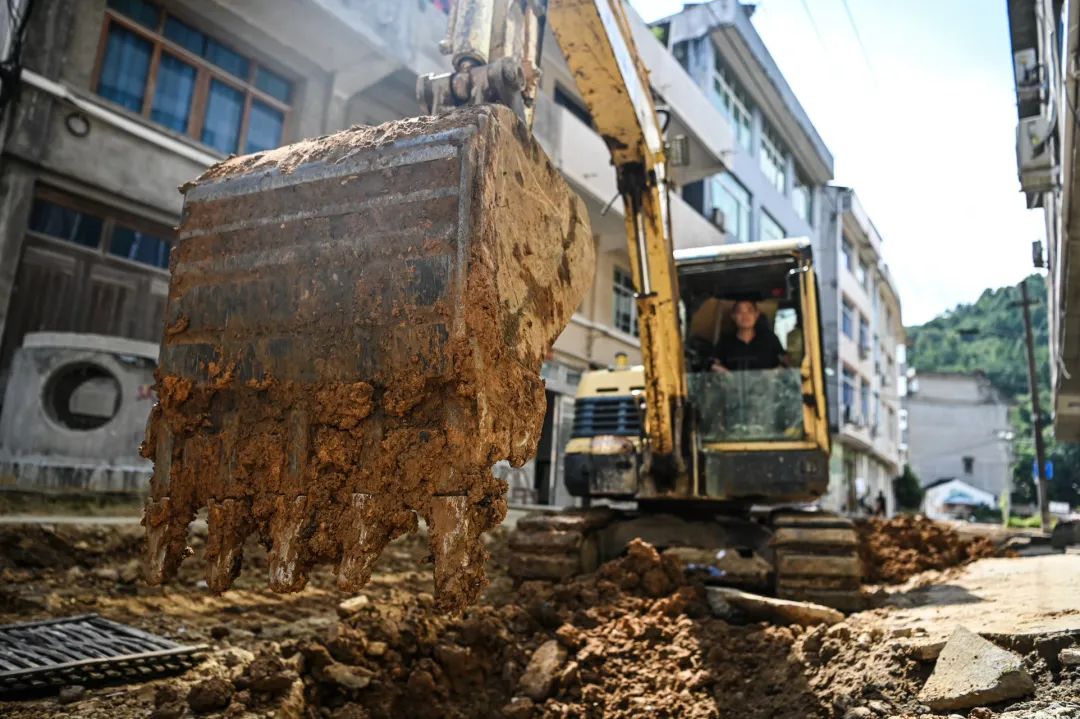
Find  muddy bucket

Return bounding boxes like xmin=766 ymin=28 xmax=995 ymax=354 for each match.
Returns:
xmin=143 ymin=105 xmax=594 ymax=611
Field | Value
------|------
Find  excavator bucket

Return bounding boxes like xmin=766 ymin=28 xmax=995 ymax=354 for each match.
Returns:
xmin=142 ymin=105 xmax=594 ymax=611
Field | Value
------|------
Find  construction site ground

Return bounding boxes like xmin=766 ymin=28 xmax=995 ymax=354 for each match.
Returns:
xmin=0 ymin=510 xmax=1077 ymax=719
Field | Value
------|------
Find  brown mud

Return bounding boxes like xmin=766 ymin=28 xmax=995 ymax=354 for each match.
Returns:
xmin=2 ymin=524 xmax=1074 ymax=719
xmin=856 ymin=515 xmax=1004 ymax=584
xmin=143 ymin=105 xmax=594 ymax=611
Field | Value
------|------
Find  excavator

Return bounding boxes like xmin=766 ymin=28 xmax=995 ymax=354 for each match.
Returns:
xmin=142 ymin=0 xmax=861 ymax=612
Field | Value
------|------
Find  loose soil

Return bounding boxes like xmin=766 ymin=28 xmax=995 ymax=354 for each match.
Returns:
xmin=856 ymin=515 xmax=1005 ymax=584
xmin=1 ymin=520 xmax=1075 ymax=719
xmin=144 ymin=105 xmax=594 ymax=611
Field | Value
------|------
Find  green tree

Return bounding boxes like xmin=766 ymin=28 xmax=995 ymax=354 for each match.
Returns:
xmin=906 ymin=274 xmax=1080 ymax=509
xmin=892 ymin=464 xmax=924 ymax=512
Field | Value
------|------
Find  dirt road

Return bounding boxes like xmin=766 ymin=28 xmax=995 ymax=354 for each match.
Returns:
xmin=0 ymin=518 xmax=1077 ymax=718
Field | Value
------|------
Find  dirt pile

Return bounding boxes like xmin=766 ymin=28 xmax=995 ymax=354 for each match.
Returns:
xmin=857 ymin=515 xmax=1002 ymax=584
xmin=143 ymin=104 xmax=594 ymax=611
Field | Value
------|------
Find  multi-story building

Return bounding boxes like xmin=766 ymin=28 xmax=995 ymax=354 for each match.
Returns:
xmin=905 ymin=372 xmax=1013 ymax=501
xmin=1005 ymin=1 xmax=1080 ymax=439
xmin=655 ymin=2 xmax=906 ymax=514
xmin=655 ymin=0 xmax=833 ymax=249
xmin=818 ymin=187 xmax=906 ymax=514
xmin=0 ymin=0 xmax=734 ymax=502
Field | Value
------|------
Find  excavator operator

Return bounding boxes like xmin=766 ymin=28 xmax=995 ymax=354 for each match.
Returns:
xmin=708 ymin=299 xmax=786 ymax=373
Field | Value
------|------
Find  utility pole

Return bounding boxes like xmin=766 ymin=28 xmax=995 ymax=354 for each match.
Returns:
xmin=1018 ymin=279 xmax=1051 ymax=530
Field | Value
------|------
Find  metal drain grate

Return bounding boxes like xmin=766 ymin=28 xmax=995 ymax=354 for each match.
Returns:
xmin=0 ymin=614 xmax=207 ymax=694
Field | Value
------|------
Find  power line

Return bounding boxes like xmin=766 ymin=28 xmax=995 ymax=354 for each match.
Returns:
xmin=839 ymin=0 xmax=876 ymax=82
xmin=799 ymin=0 xmax=828 ymax=51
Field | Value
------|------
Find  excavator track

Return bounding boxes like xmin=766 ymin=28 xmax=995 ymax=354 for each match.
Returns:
xmin=507 ymin=508 xmax=615 ymax=581
xmin=770 ymin=512 xmax=864 ymax=613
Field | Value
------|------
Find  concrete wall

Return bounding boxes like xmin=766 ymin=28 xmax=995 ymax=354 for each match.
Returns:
xmin=905 ymin=373 xmax=1013 ymax=498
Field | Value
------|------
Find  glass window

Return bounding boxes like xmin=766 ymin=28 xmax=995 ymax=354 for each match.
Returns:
xmin=760 ymin=211 xmax=784 ymax=242
xmin=613 ymin=267 xmax=638 ymax=337
xmin=150 ymin=54 xmax=196 ymax=132
xmin=201 ymin=79 xmax=245 ymax=153
xmin=97 ymin=25 xmax=152 ymax=112
xmin=842 ymin=238 xmax=854 ymax=273
xmin=860 ymin=379 xmax=870 ymax=421
xmin=792 ymin=175 xmax=813 ymax=226
xmin=841 ymin=299 xmax=854 ymax=339
xmin=859 ymin=316 xmax=870 ymax=353
xmin=688 ymin=369 xmax=805 ymax=442
xmin=842 ymin=366 xmax=855 ymax=415
xmin=711 ymin=55 xmax=752 ymax=151
xmin=245 ymin=101 xmax=285 ymax=154
xmin=760 ymin=124 xmax=787 ymax=194
xmin=255 ymin=67 xmax=292 ymax=104
xmin=109 ymin=225 xmax=171 ymax=269
xmin=97 ymin=2 xmax=292 ymax=153
xmin=855 ymin=257 xmax=867 ymax=288
xmin=711 ymin=173 xmax=751 ymax=243
xmin=28 ymin=199 xmax=104 ymax=249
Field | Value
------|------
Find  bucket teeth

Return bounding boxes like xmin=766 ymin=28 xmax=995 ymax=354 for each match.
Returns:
xmin=430 ymin=494 xmax=485 ymax=612
xmin=205 ymin=498 xmax=250 ymax=593
xmin=144 ymin=497 xmax=185 ymax=585
xmin=337 ymin=493 xmax=418 ymax=591
xmin=268 ymin=495 xmax=310 ymax=592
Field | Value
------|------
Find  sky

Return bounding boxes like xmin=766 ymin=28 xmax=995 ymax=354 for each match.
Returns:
xmin=629 ymin=0 xmax=1045 ymax=326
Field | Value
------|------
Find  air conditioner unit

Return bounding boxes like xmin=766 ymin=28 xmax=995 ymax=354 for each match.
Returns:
xmin=710 ymin=208 xmax=727 ymax=233
xmin=1017 ymin=114 xmax=1058 ymax=194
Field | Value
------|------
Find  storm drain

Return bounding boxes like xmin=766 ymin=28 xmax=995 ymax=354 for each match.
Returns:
xmin=0 ymin=614 xmax=207 ymax=694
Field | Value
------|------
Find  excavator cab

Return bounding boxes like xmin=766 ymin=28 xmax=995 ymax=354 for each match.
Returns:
xmin=564 ymin=238 xmax=830 ymax=505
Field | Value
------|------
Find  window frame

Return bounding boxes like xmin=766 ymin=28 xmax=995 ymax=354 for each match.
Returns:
xmin=92 ymin=2 xmax=293 ymax=155
xmin=710 ymin=55 xmax=753 ymax=151
xmin=27 ymin=186 xmax=175 ymax=274
xmin=792 ymin=174 xmax=814 ymax=226
xmin=759 ymin=124 xmax=787 ymax=195
xmin=759 ymin=210 xmax=785 ymax=243
xmin=613 ymin=266 xmax=639 ymax=338
xmin=711 ymin=172 xmax=751 ymax=243
xmin=841 ymin=298 xmax=854 ymax=339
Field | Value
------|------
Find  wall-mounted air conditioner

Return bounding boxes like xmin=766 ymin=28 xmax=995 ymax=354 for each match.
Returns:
xmin=1017 ymin=114 xmax=1058 ymax=194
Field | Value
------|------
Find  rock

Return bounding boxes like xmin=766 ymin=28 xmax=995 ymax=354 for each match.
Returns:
xmin=219 ymin=646 xmax=255 ymax=668
xmin=92 ymin=567 xmax=120 ymax=582
xmin=866 ymin=699 xmax=891 ymax=714
xmin=705 ymin=586 xmax=844 ymax=626
xmin=57 ymin=685 xmax=86 ymax=704
xmin=518 ymin=639 xmax=566 ymax=701
xmin=323 ymin=662 xmax=374 ymax=691
xmin=843 ymin=708 xmax=873 ymax=719
xmin=501 ymin=696 xmax=536 ymax=719
xmin=210 ymin=624 xmax=230 ymax=640
xmin=337 ymin=594 xmax=370 ymax=617
xmin=996 ymin=701 xmax=1080 ymax=719
xmin=366 ymin=641 xmax=387 ymax=657
xmin=118 ymin=559 xmax=142 ymax=583
xmin=917 ymin=626 xmax=1035 ymax=711
xmin=908 ymin=640 xmax=946 ymax=661
xmin=187 ymin=677 xmax=234 ymax=714
xmin=1059 ymin=647 xmax=1080 ymax=666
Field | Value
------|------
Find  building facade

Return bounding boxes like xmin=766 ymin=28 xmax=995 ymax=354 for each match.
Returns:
xmin=817 ymin=187 xmax=906 ymax=515
xmin=1005 ymin=0 xmax=1080 ymax=439
xmin=655 ymin=2 xmax=906 ymax=514
xmin=0 ymin=0 xmax=734 ymax=501
xmin=905 ymin=372 xmax=1013 ymax=501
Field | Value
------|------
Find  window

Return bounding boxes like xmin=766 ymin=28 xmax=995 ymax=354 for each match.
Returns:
xmin=855 ymin=257 xmax=868 ymax=290
xmin=711 ymin=173 xmax=751 ymax=243
xmin=792 ymin=174 xmax=814 ymax=226
xmin=859 ymin=316 xmax=870 ymax=354
xmin=760 ymin=211 xmax=784 ymax=242
xmin=28 ymin=195 xmax=172 ymax=270
xmin=554 ymin=85 xmax=594 ymax=128
xmin=860 ymin=378 xmax=869 ymax=421
xmin=873 ymin=391 xmax=881 ymax=430
xmin=842 ymin=366 xmax=856 ymax=416
xmin=613 ymin=267 xmax=638 ymax=337
xmin=760 ymin=124 xmax=787 ymax=194
xmin=95 ymin=0 xmax=292 ymax=155
xmin=711 ymin=55 xmax=752 ymax=151
xmin=841 ymin=299 xmax=854 ymax=339
xmin=842 ymin=237 xmax=854 ymax=273
xmin=962 ymin=456 xmax=974 ymax=475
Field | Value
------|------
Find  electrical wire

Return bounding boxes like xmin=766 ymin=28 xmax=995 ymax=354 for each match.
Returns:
xmin=799 ymin=0 xmax=827 ymax=52
xmin=838 ymin=0 xmax=875 ymax=82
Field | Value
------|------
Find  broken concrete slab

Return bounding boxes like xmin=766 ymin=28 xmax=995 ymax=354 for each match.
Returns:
xmin=706 ymin=586 xmax=844 ymax=626
xmin=518 ymin=639 xmax=566 ymax=701
xmin=918 ymin=626 xmax=1035 ymax=711
xmin=1060 ymin=647 xmax=1080 ymax=666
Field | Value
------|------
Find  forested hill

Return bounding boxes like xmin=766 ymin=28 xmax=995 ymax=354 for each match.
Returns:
xmin=905 ymin=273 xmax=1049 ymax=398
